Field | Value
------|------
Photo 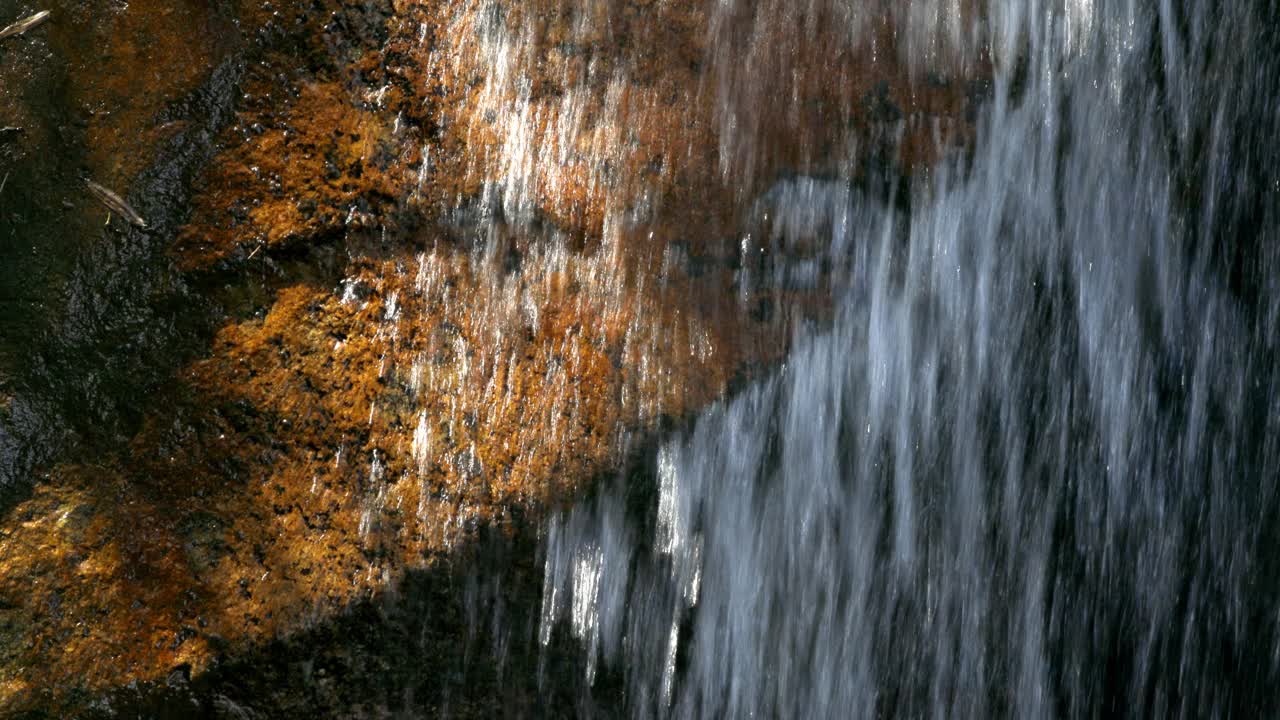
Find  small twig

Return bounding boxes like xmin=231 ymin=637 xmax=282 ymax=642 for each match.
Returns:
xmin=0 ymin=172 xmax=8 ymax=198
xmin=0 ymin=10 xmax=50 ymax=40
xmin=85 ymin=179 xmax=147 ymax=228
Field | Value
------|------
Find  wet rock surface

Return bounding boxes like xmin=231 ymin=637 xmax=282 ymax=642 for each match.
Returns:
xmin=0 ymin=0 xmax=248 ymax=492
xmin=0 ymin=0 xmax=979 ymax=715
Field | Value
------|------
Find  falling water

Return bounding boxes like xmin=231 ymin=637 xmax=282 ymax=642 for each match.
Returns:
xmin=539 ymin=0 xmax=1280 ymax=717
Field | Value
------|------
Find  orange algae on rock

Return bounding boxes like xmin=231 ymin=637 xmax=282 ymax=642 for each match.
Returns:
xmin=174 ymin=2 xmax=444 ymax=270
xmin=0 ymin=225 xmax=774 ymax=710
xmin=173 ymin=0 xmax=983 ymax=272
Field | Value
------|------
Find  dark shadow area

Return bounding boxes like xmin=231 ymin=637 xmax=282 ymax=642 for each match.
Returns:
xmin=55 ymin=493 xmax=637 ymax=719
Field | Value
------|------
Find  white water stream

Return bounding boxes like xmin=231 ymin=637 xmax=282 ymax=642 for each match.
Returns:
xmin=535 ymin=1 xmax=1280 ymax=716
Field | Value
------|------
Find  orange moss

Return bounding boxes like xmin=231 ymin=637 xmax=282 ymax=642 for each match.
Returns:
xmin=174 ymin=0 xmax=442 ymax=269
xmin=172 ymin=0 xmax=981 ymax=270
xmin=0 ymin=222 xmax=787 ymax=711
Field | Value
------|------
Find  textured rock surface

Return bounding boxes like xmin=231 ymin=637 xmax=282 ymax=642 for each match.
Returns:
xmin=0 ymin=0 xmax=981 ymax=713
xmin=0 ymin=0 xmax=246 ymax=489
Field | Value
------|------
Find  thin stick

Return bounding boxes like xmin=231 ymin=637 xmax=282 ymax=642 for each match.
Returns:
xmin=0 ymin=11 xmax=50 ymax=40
xmin=85 ymin=179 xmax=147 ymax=228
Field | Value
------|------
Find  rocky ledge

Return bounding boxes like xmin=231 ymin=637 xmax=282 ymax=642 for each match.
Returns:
xmin=0 ymin=0 xmax=981 ymax=714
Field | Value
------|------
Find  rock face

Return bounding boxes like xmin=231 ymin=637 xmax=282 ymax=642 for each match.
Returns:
xmin=0 ymin=0 xmax=980 ymax=713
xmin=0 ymin=0 xmax=246 ymax=491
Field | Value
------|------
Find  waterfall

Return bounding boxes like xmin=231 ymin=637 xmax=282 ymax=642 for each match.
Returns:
xmin=538 ymin=0 xmax=1280 ymax=717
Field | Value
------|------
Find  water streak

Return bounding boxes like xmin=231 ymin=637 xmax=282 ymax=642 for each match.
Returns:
xmin=539 ymin=0 xmax=1280 ymax=716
